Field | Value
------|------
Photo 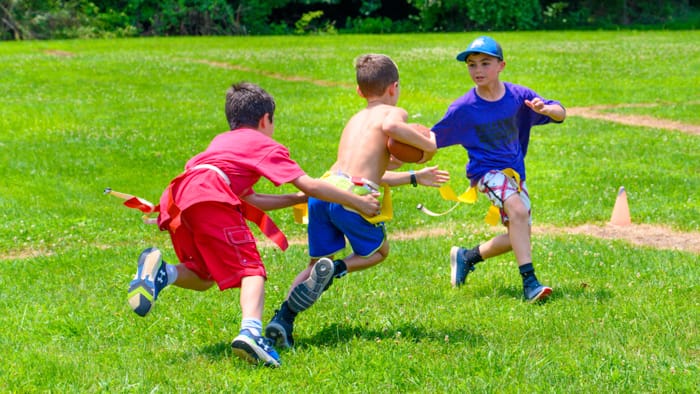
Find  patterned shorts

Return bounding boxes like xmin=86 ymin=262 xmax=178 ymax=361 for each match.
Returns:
xmin=477 ymin=170 xmax=531 ymax=225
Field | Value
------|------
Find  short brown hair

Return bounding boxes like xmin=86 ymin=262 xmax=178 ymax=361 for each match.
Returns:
xmin=354 ymin=54 xmax=399 ymax=98
xmin=225 ymin=82 xmax=275 ymax=130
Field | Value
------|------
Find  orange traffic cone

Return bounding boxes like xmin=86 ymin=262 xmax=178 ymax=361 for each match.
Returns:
xmin=609 ymin=186 xmax=631 ymax=226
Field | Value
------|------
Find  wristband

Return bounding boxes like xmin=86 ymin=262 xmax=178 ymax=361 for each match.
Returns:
xmin=409 ymin=170 xmax=417 ymax=187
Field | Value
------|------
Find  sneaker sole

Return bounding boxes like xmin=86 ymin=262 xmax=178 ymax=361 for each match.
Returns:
xmin=449 ymin=246 xmax=460 ymax=287
xmin=288 ymin=258 xmax=334 ymax=312
xmin=127 ymin=248 xmax=162 ymax=316
xmin=265 ymin=321 xmax=292 ymax=349
xmin=307 ymin=257 xmax=334 ymax=293
xmin=527 ymin=286 xmax=552 ymax=303
xmin=231 ymin=336 xmax=280 ymax=367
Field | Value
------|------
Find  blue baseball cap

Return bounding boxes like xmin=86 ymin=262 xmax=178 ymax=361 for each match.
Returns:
xmin=456 ymin=36 xmax=503 ymax=61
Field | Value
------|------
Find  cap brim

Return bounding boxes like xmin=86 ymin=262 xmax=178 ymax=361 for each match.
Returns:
xmin=456 ymin=50 xmax=502 ymax=62
xmin=456 ymin=51 xmax=470 ymax=61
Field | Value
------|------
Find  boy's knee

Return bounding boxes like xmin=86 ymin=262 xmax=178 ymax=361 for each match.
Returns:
xmin=378 ymin=242 xmax=390 ymax=260
xmin=504 ymin=196 xmax=529 ymax=221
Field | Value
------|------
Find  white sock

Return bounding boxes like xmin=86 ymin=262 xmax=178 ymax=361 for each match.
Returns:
xmin=241 ymin=318 xmax=263 ymax=337
xmin=165 ymin=263 xmax=178 ymax=285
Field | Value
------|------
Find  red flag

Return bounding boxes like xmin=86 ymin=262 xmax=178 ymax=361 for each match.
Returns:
xmin=105 ymin=188 xmax=160 ymax=223
xmin=123 ymin=196 xmax=157 ymax=213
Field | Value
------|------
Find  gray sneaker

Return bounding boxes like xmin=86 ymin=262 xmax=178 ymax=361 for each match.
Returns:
xmin=287 ymin=257 xmax=335 ymax=313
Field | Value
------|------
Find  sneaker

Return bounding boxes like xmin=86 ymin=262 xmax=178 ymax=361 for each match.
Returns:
xmin=127 ymin=247 xmax=167 ymax=317
xmin=450 ymin=246 xmax=476 ymax=287
xmin=265 ymin=310 xmax=295 ymax=349
xmin=524 ymin=282 xmax=552 ymax=303
xmin=304 ymin=257 xmax=335 ymax=295
xmin=287 ymin=257 xmax=335 ymax=313
xmin=231 ymin=329 xmax=281 ymax=367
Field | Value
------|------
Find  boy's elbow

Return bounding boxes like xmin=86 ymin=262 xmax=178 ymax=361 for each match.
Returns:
xmin=383 ymin=120 xmax=402 ymax=136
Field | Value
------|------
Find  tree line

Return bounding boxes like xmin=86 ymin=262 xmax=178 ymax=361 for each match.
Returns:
xmin=1 ymin=0 xmax=697 ymax=40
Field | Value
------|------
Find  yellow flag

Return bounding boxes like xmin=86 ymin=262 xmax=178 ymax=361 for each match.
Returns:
xmin=362 ymin=184 xmax=393 ymax=224
xmin=439 ymin=184 xmax=460 ymax=202
xmin=485 ymin=205 xmax=501 ymax=226
xmin=293 ymin=203 xmax=308 ymax=224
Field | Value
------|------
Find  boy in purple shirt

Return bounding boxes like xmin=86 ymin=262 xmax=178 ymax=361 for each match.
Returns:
xmin=432 ymin=36 xmax=566 ymax=302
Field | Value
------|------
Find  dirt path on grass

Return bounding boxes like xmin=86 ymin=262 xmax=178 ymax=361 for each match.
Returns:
xmin=567 ymin=105 xmax=700 ymax=135
xmin=2 ymin=222 xmax=697 ymax=261
xmin=273 ymin=223 xmax=700 ymax=255
xmin=193 ymin=58 xmax=699 ymax=136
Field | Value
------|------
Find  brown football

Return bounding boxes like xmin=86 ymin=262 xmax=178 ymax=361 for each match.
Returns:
xmin=387 ymin=123 xmax=431 ymax=163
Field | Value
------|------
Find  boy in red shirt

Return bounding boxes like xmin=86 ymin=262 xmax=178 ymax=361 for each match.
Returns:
xmin=127 ymin=82 xmax=380 ymax=367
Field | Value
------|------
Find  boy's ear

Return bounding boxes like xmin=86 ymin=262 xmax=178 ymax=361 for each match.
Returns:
xmin=387 ymin=81 xmax=398 ymax=97
xmin=258 ymin=113 xmax=271 ymax=129
xmin=356 ymin=85 xmax=366 ymax=98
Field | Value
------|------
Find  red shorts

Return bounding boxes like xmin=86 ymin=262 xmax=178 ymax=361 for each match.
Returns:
xmin=168 ymin=201 xmax=267 ymax=290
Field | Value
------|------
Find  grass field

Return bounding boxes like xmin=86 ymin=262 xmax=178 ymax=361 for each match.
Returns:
xmin=0 ymin=31 xmax=698 ymax=392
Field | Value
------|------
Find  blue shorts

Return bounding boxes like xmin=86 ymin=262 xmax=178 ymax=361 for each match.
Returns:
xmin=307 ymin=197 xmax=386 ymax=258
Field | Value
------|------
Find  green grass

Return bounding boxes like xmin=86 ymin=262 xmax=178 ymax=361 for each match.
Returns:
xmin=0 ymin=32 xmax=698 ymax=392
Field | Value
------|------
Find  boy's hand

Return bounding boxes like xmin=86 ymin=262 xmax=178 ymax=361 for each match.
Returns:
xmin=356 ymin=193 xmax=381 ymax=217
xmin=525 ymin=98 xmax=566 ymax=122
xmin=524 ymin=97 xmax=548 ymax=113
xmin=416 ymin=165 xmax=450 ymax=187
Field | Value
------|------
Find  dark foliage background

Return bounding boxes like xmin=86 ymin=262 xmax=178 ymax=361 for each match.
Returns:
xmin=1 ymin=0 xmax=698 ymax=40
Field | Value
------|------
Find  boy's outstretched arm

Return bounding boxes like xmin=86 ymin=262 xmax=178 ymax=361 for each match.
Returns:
xmin=381 ymin=165 xmax=450 ymax=188
xmin=524 ymin=98 xmax=566 ymax=122
xmin=291 ymin=175 xmax=380 ymax=217
xmin=241 ymin=191 xmax=307 ymax=211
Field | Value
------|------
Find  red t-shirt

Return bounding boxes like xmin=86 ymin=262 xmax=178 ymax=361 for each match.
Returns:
xmin=157 ymin=128 xmax=306 ymax=228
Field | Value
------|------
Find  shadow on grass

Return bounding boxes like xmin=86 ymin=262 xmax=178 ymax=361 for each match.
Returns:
xmin=195 ymin=322 xmax=484 ymax=363
xmin=198 ymin=341 xmax=233 ymax=361
xmin=300 ymin=322 xmax=483 ymax=349
xmin=494 ymin=283 xmax=613 ymax=302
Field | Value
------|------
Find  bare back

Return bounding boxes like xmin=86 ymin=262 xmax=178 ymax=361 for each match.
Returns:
xmin=331 ymin=104 xmax=406 ymax=185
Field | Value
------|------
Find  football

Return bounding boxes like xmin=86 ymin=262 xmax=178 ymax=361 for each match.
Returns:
xmin=387 ymin=123 xmax=431 ymax=163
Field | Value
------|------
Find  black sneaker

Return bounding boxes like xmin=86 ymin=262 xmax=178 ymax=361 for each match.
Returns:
xmin=265 ymin=310 xmax=295 ymax=349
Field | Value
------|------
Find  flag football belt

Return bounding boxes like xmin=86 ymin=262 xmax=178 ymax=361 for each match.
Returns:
xmin=319 ymin=171 xmax=392 ymax=224
xmin=165 ymin=164 xmax=289 ymax=250
xmin=437 ymin=168 xmax=521 ymax=226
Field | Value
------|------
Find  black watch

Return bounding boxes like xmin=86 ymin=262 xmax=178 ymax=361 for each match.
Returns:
xmin=409 ymin=170 xmax=417 ymax=187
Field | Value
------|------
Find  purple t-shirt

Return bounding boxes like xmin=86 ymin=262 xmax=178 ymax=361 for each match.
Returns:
xmin=432 ymin=82 xmax=562 ymax=183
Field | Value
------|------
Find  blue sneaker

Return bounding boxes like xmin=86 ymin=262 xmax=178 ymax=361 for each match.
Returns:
xmin=127 ymin=247 xmax=167 ymax=317
xmin=450 ymin=246 xmax=476 ymax=287
xmin=231 ymin=329 xmax=281 ymax=367
xmin=524 ymin=282 xmax=552 ymax=303
xmin=265 ymin=310 xmax=295 ymax=349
